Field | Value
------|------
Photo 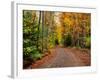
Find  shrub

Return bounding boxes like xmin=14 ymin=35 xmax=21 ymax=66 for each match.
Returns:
xmin=85 ymin=36 xmax=91 ymax=49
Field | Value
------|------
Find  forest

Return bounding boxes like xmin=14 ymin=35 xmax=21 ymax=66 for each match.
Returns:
xmin=23 ymin=10 xmax=91 ymax=69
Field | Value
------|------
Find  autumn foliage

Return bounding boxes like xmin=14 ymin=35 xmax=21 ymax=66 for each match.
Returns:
xmin=23 ymin=10 xmax=91 ymax=69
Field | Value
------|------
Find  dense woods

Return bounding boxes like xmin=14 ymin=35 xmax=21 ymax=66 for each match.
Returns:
xmin=23 ymin=10 xmax=91 ymax=68
xmin=59 ymin=12 xmax=91 ymax=48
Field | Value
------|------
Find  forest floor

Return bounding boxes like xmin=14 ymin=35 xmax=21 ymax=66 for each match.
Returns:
xmin=28 ymin=46 xmax=91 ymax=69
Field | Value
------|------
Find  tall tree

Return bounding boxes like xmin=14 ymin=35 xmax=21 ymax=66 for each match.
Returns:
xmin=37 ymin=11 xmax=41 ymax=49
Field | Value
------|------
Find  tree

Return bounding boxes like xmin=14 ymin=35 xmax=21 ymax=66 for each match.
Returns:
xmin=23 ymin=10 xmax=43 ymax=68
xmin=59 ymin=12 xmax=91 ymax=48
xmin=37 ymin=11 xmax=41 ymax=50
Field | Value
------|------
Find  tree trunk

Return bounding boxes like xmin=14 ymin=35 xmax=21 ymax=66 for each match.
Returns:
xmin=37 ymin=11 xmax=41 ymax=50
xmin=42 ymin=11 xmax=44 ymax=53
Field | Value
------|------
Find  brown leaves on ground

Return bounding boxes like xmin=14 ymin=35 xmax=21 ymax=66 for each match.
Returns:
xmin=27 ymin=47 xmax=90 ymax=69
xmin=67 ymin=47 xmax=91 ymax=66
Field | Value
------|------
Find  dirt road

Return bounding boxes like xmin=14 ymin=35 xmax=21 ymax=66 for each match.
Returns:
xmin=29 ymin=47 xmax=90 ymax=69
